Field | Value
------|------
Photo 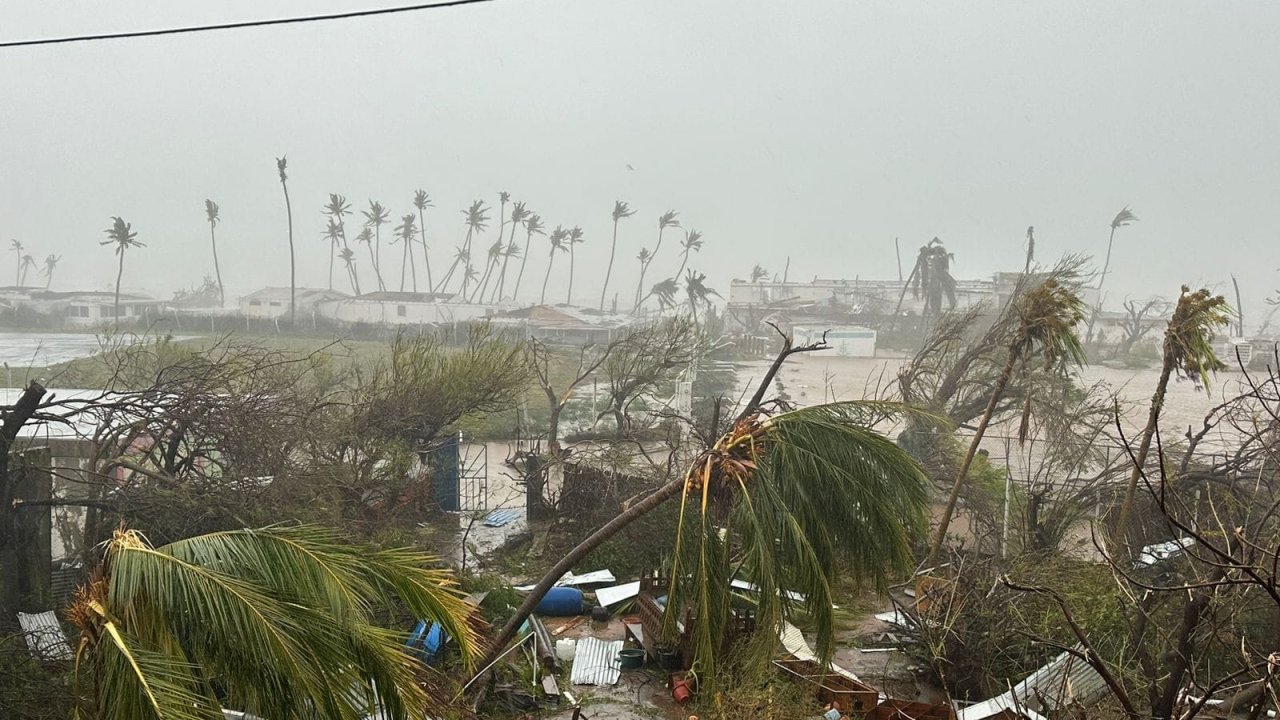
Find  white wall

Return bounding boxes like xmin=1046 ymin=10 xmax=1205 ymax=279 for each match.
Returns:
xmin=318 ymin=299 xmax=494 ymax=325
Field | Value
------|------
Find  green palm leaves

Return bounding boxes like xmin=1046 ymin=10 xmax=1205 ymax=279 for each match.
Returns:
xmin=664 ymin=404 xmax=928 ymax=680
xmin=70 ymin=526 xmax=475 ymax=720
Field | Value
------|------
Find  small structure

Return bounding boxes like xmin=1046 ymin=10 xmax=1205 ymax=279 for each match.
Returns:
xmin=491 ymin=304 xmax=636 ymax=344
xmin=955 ymin=649 xmax=1107 ymax=720
xmin=239 ymin=287 xmax=348 ymax=320
xmin=318 ymin=291 xmax=491 ymax=326
xmin=62 ymin=292 xmax=165 ymax=327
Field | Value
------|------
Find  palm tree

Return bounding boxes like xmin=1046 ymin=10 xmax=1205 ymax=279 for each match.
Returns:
xmin=513 ymin=213 xmax=544 ymax=300
xmin=641 ymin=277 xmax=679 ymax=312
xmin=446 ymin=200 xmax=489 ymax=297
xmin=9 ymin=239 xmax=22 ymax=285
xmin=481 ymin=399 xmax=928 ymax=681
xmin=101 ymin=217 xmax=145 ymax=326
xmin=601 ymin=200 xmax=636 ymax=310
xmin=566 ymin=225 xmax=584 ymax=305
xmin=363 ymin=200 xmax=390 ymax=292
xmin=356 ymin=226 xmax=377 ymax=287
xmin=492 ymin=202 xmax=529 ymax=302
xmin=749 ymin=264 xmax=769 ymax=284
xmin=41 ymin=254 xmax=59 ymax=289
xmin=413 ymin=190 xmax=435 ymax=292
xmin=204 ymin=199 xmax=225 ymax=307
xmin=322 ymin=218 xmax=345 ymax=291
xmin=394 ymin=214 xmax=418 ymax=292
xmin=683 ymin=269 xmax=720 ymax=321
xmin=1098 ymin=206 xmax=1137 ymax=297
xmin=632 ymin=248 xmax=652 ymax=313
xmin=338 ymin=247 xmax=361 ymax=295
xmin=494 ymin=191 xmax=510 ymax=251
xmin=471 ymin=240 xmax=504 ymax=302
xmin=1113 ymin=286 xmax=1229 ymax=552
xmin=275 ymin=156 xmax=296 ymax=324
xmin=541 ymin=225 xmax=568 ymax=305
xmin=635 ymin=210 xmax=680 ymax=310
xmin=674 ymin=229 xmax=703 ymax=280
xmin=890 ymin=238 xmax=955 ymax=329
xmin=18 ymin=254 xmax=36 ymax=287
xmin=69 ymin=525 xmax=476 ymax=720
xmin=927 ymin=274 xmax=1087 ymax=564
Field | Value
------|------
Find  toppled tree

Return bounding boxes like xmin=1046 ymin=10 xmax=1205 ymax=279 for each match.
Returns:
xmin=476 ymin=328 xmax=930 ymax=687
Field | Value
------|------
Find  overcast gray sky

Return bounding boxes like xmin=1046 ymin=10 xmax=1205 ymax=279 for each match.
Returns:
xmin=3 ymin=1 xmax=1278 ymax=322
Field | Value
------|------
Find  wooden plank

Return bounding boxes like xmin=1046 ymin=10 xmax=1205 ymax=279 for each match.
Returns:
xmin=542 ymin=675 xmax=560 ymax=697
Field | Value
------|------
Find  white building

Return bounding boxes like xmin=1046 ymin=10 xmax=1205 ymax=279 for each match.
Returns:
xmin=317 ymin=291 xmax=495 ymax=326
xmin=61 ymin=292 xmax=164 ymax=327
xmin=239 ymin=287 xmax=349 ymax=319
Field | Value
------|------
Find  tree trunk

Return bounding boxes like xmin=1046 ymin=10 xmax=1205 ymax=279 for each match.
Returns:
xmin=540 ymin=257 xmax=554 ymax=305
xmin=374 ymin=227 xmax=385 ymax=291
xmin=0 ymin=382 xmax=48 ymax=617
xmin=114 ymin=252 xmax=124 ymax=327
xmin=601 ymin=220 xmax=619 ymax=311
xmin=567 ymin=246 xmax=575 ymax=305
xmin=209 ymin=224 xmax=225 ymax=308
xmin=888 ymin=263 xmax=920 ymax=333
xmin=927 ymin=346 xmax=1019 ymax=565
xmin=514 ymin=229 xmax=533 ymax=301
xmin=282 ymin=182 xmax=296 ymax=325
xmin=1114 ymin=361 xmax=1173 ymax=556
xmin=419 ymin=209 xmax=434 ymax=293
xmin=479 ymin=476 xmax=685 ymax=672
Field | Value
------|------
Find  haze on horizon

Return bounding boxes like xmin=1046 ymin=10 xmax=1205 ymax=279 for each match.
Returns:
xmin=2 ymin=1 xmax=1278 ymax=324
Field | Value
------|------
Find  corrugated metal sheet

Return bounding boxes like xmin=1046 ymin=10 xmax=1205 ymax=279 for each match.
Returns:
xmin=957 ymin=648 xmax=1108 ymax=720
xmin=483 ymin=508 xmax=522 ymax=527
xmin=569 ymin=637 xmax=623 ymax=686
xmin=17 ymin=610 xmax=72 ymax=661
xmin=779 ymin=621 xmax=863 ymax=683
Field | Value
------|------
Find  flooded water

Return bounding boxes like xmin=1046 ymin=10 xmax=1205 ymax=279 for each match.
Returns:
xmin=0 ymin=331 xmax=105 ymax=368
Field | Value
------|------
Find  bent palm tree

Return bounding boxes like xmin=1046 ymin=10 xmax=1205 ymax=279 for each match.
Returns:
xmin=394 ymin=214 xmax=418 ymax=292
xmin=674 ymin=229 xmax=703 ymax=280
xmin=1113 ymin=286 xmax=1229 ymax=552
xmin=492 ymin=202 xmax=529 ymax=302
xmin=480 ymin=365 xmax=929 ymax=682
xmin=450 ymin=200 xmax=489 ymax=297
xmin=927 ymin=273 xmax=1087 ymax=564
xmin=566 ymin=225 xmax=584 ymax=305
xmin=42 ymin=254 xmax=60 ymax=289
xmin=69 ymin=526 xmax=475 ymax=720
xmin=356 ymin=226 xmax=377 ymax=285
xmin=19 ymin=254 xmax=35 ymax=287
xmin=413 ymin=190 xmax=434 ymax=292
xmin=204 ymin=199 xmax=225 ymax=307
xmin=472 ymin=240 xmax=503 ymax=302
xmin=641 ymin=277 xmax=679 ymax=312
xmin=363 ymin=200 xmax=390 ymax=291
xmin=513 ymin=213 xmax=544 ymax=300
xmin=890 ymin=238 xmax=955 ymax=330
xmin=339 ymin=247 xmax=361 ymax=295
xmin=101 ymin=217 xmax=145 ymax=326
xmin=1098 ymin=206 xmax=1137 ymax=297
xmin=636 ymin=210 xmax=680 ymax=310
xmin=276 ymin=156 xmax=295 ymax=323
xmin=10 ymin=239 xmax=23 ymax=285
xmin=683 ymin=269 xmax=720 ymax=322
xmin=541 ymin=225 xmax=568 ymax=304
xmin=601 ymin=200 xmax=636 ymax=310
xmin=323 ymin=194 xmax=353 ymax=291
xmin=632 ymin=248 xmax=652 ymax=312
xmin=322 ymin=218 xmax=344 ymax=291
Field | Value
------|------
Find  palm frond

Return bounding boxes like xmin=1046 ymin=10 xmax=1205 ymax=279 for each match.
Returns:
xmin=1165 ymin=286 xmax=1231 ymax=387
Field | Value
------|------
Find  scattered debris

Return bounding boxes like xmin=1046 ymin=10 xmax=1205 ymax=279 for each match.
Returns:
xmin=956 ymin=648 xmax=1107 ymax=720
xmin=482 ymin=508 xmax=522 ymax=528
xmin=595 ymin=580 xmax=641 ymax=608
xmin=16 ymin=611 xmax=72 ymax=662
xmin=569 ymin=637 xmax=624 ymax=686
xmin=1136 ymin=536 xmax=1195 ymax=567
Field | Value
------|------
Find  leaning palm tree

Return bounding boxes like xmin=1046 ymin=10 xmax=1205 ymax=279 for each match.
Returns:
xmin=322 ymin=218 xmax=344 ymax=291
xmin=640 ymin=277 xmax=679 ymax=312
xmin=479 ymin=372 xmax=929 ymax=683
xmin=492 ymin=202 xmax=529 ymax=302
xmin=69 ymin=525 xmax=476 ymax=720
xmin=1113 ymin=286 xmax=1229 ymax=552
xmin=323 ymin=195 xmax=354 ymax=290
xmin=889 ymin=238 xmax=955 ymax=330
xmin=471 ymin=240 xmax=504 ymax=302
xmin=18 ymin=254 xmax=36 ymax=287
xmin=356 ymin=226 xmax=377 ymax=285
xmin=749 ymin=264 xmax=769 ymax=284
xmin=541 ymin=225 xmax=568 ymax=304
xmin=632 ymin=248 xmax=652 ymax=312
xmin=413 ymin=190 xmax=435 ymax=292
xmin=363 ymin=200 xmax=390 ymax=291
xmin=41 ymin=254 xmax=60 ymax=289
xmin=449 ymin=200 xmax=490 ymax=297
xmin=601 ymin=200 xmax=636 ymax=310
xmin=566 ymin=225 xmax=584 ymax=305
xmin=926 ymin=272 xmax=1087 ymax=564
xmin=393 ymin=214 xmax=418 ymax=292
xmin=674 ymin=228 xmax=703 ymax=280
xmin=101 ymin=217 xmax=145 ymax=326
xmin=204 ymin=199 xmax=225 ymax=307
xmin=275 ymin=156 xmax=295 ymax=323
xmin=1098 ymin=206 xmax=1137 ymax=297
xmin=9 ymin=239 xmax=23 ymax=285
xmin=513 ymin=213 xmax=544 ymax=300
xmin=635 ymin=210 xmax=680 ymax=310
xmin=338 ymin=246 xmax=362 ymax=295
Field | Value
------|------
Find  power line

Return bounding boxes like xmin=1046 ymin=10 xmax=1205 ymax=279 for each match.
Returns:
xmin=0 ymin=0 xmax=503 ymax=49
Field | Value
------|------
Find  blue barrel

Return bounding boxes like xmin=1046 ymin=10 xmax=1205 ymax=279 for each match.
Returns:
xmin=534 ymin=587 xmax=584 ymax=616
